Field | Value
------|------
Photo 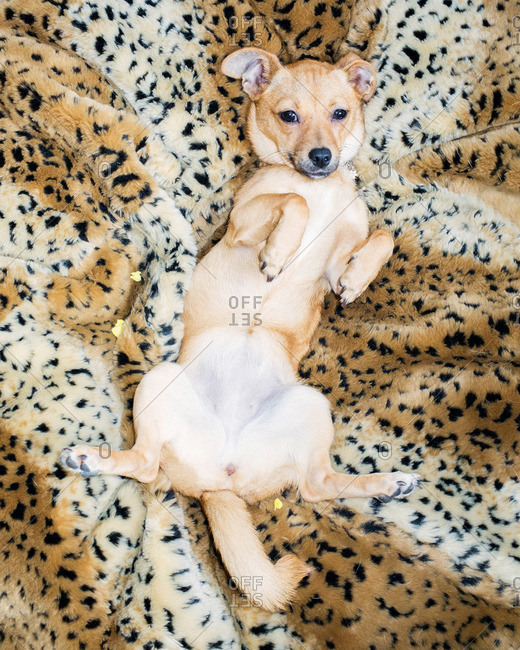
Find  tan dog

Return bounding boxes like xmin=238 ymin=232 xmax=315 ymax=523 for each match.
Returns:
xmin=61 ymin=48 xmax=419 ymax=611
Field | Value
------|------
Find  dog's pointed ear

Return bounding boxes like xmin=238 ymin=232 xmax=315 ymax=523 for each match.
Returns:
xmin=221 ymin=48 xmax=282 ymax=100
xmin=336 ymin=53 xmax=376 ymax=101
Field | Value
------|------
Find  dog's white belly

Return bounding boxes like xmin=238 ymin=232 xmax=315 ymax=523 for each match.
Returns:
xmin=164 ymin=329 xmax=299 ymax=491
xmin=187 ymin=330 xmax=286 ymax=436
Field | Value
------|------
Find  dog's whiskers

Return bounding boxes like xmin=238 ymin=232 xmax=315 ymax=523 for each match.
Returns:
xmin=262 ymin=149 xmax=287 ymax=161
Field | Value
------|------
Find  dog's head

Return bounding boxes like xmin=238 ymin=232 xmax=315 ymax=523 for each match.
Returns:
xmin=221 ymin=48 xmax=376 ymax=178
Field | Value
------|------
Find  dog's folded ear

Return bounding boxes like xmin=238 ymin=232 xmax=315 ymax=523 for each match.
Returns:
xmin=336 ymin=54 xmax=377 ymax=102
xmin=221 ymin=47 xmax=282 ymax=100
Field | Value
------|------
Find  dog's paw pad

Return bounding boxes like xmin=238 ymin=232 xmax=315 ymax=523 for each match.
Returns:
xmin=78 ymin=456 xmax=99 ymax=479
xmin=61 ymin=448 xmax=99 ymax=478
xmin=259 ymin=259 xmax=281 ymax=282
xmin=61 ymin=448 xmax=78 ymax=470
xmin=258 ymin=247 xmax=285 ymax=282
xmin=392 ymin=473 xmax=420 ymax=499
xmin=377 ymin=473 xmax=420 ymax=502
xmin=338 ymin=281 xmax=369 ymax=306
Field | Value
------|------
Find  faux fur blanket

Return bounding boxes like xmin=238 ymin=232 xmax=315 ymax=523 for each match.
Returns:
xmin=0 ymin=0 xmax=519 ymax=647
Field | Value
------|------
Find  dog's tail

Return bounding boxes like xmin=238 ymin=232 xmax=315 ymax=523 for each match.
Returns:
xmin=200 ymin=490 xmax=309 ymax=612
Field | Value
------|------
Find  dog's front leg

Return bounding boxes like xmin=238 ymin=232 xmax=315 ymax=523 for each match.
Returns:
xmin=258 ymin=193 xmax=309 ymax=281
xmin=327 ymin=229 xmax=394 ymax=305
xmin=226 ymin=193 xmax=309 ymax=281
xmin=226 ymin=193 xmax=291 ymax=247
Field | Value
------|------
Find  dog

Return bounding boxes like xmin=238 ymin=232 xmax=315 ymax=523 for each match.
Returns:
xmin=61 ymin=47 xmax=420 ymax=612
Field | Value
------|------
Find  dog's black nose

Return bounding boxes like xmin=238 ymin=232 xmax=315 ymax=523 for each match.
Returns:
xmin=308 ymin=147 xmax=332 ymax=169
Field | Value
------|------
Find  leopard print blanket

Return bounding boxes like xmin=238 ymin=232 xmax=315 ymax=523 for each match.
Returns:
xmin=0 ymin=0 xmax=519 ymax=647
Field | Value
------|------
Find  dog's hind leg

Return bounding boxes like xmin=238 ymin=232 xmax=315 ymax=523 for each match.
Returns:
xmin=61 ymin=442 xmax=161 ymax=482
xmin=300 ymin=455 xmax=420 ymax=503
xmin=61 ymin=362 xmax=199 ymax=483
xmin=289 ymin=386 xmax=420 ymax=503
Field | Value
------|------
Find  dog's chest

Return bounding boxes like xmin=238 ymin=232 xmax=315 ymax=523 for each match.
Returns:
xmin=299 ymin=191 xmax=337 ymax=250
xmin=292 ymin=179 xmax=362 ymax=258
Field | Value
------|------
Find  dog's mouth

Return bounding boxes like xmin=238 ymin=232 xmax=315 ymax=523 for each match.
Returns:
xmin=289 ymin=156 xmax=338 ymax=179
xmin=301 ymin=169 xmax=334 ymax=179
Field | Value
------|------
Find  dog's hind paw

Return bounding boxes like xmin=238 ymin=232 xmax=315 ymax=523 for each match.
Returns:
xmin=376 ymin=472 xmax=420 ymax=503
xmin=61 ymin=447 xmax=100 ymax=478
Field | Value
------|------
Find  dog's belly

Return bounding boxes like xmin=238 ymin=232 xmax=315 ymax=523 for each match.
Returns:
xmin=188 ymin=330 xmax=286 ymax=431
xmin=165 ymin=330 xmax=300 ymax=494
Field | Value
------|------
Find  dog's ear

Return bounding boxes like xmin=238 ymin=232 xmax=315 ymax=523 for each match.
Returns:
xmin=336 ymin=53 xmax=376 ymax=102
xmin=221 ymin=48 xmax=282 ymax=100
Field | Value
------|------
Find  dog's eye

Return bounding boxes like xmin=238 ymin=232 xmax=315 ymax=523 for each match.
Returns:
xmin=332 ymin=108 xmax=348 ymax=121
xmin=279 ymin=110 xmax=298 ymax=123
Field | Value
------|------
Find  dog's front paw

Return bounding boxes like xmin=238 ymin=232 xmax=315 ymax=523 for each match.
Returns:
xmin=338 ymin=279 xmax=370 ymax=306
xmin=61 ymin=447 xmax=100 ymax=478
xmin=337 ymin=260 xmax=373 ymax=305
xmin=376 ymin=472 xmax=420 ymax=503
xmin=259 ymin=248 xmax=284 ymax=282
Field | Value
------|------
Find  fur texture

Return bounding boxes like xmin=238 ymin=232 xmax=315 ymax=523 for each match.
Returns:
xmin=0 ymin=0 xmax=519 ymax=647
